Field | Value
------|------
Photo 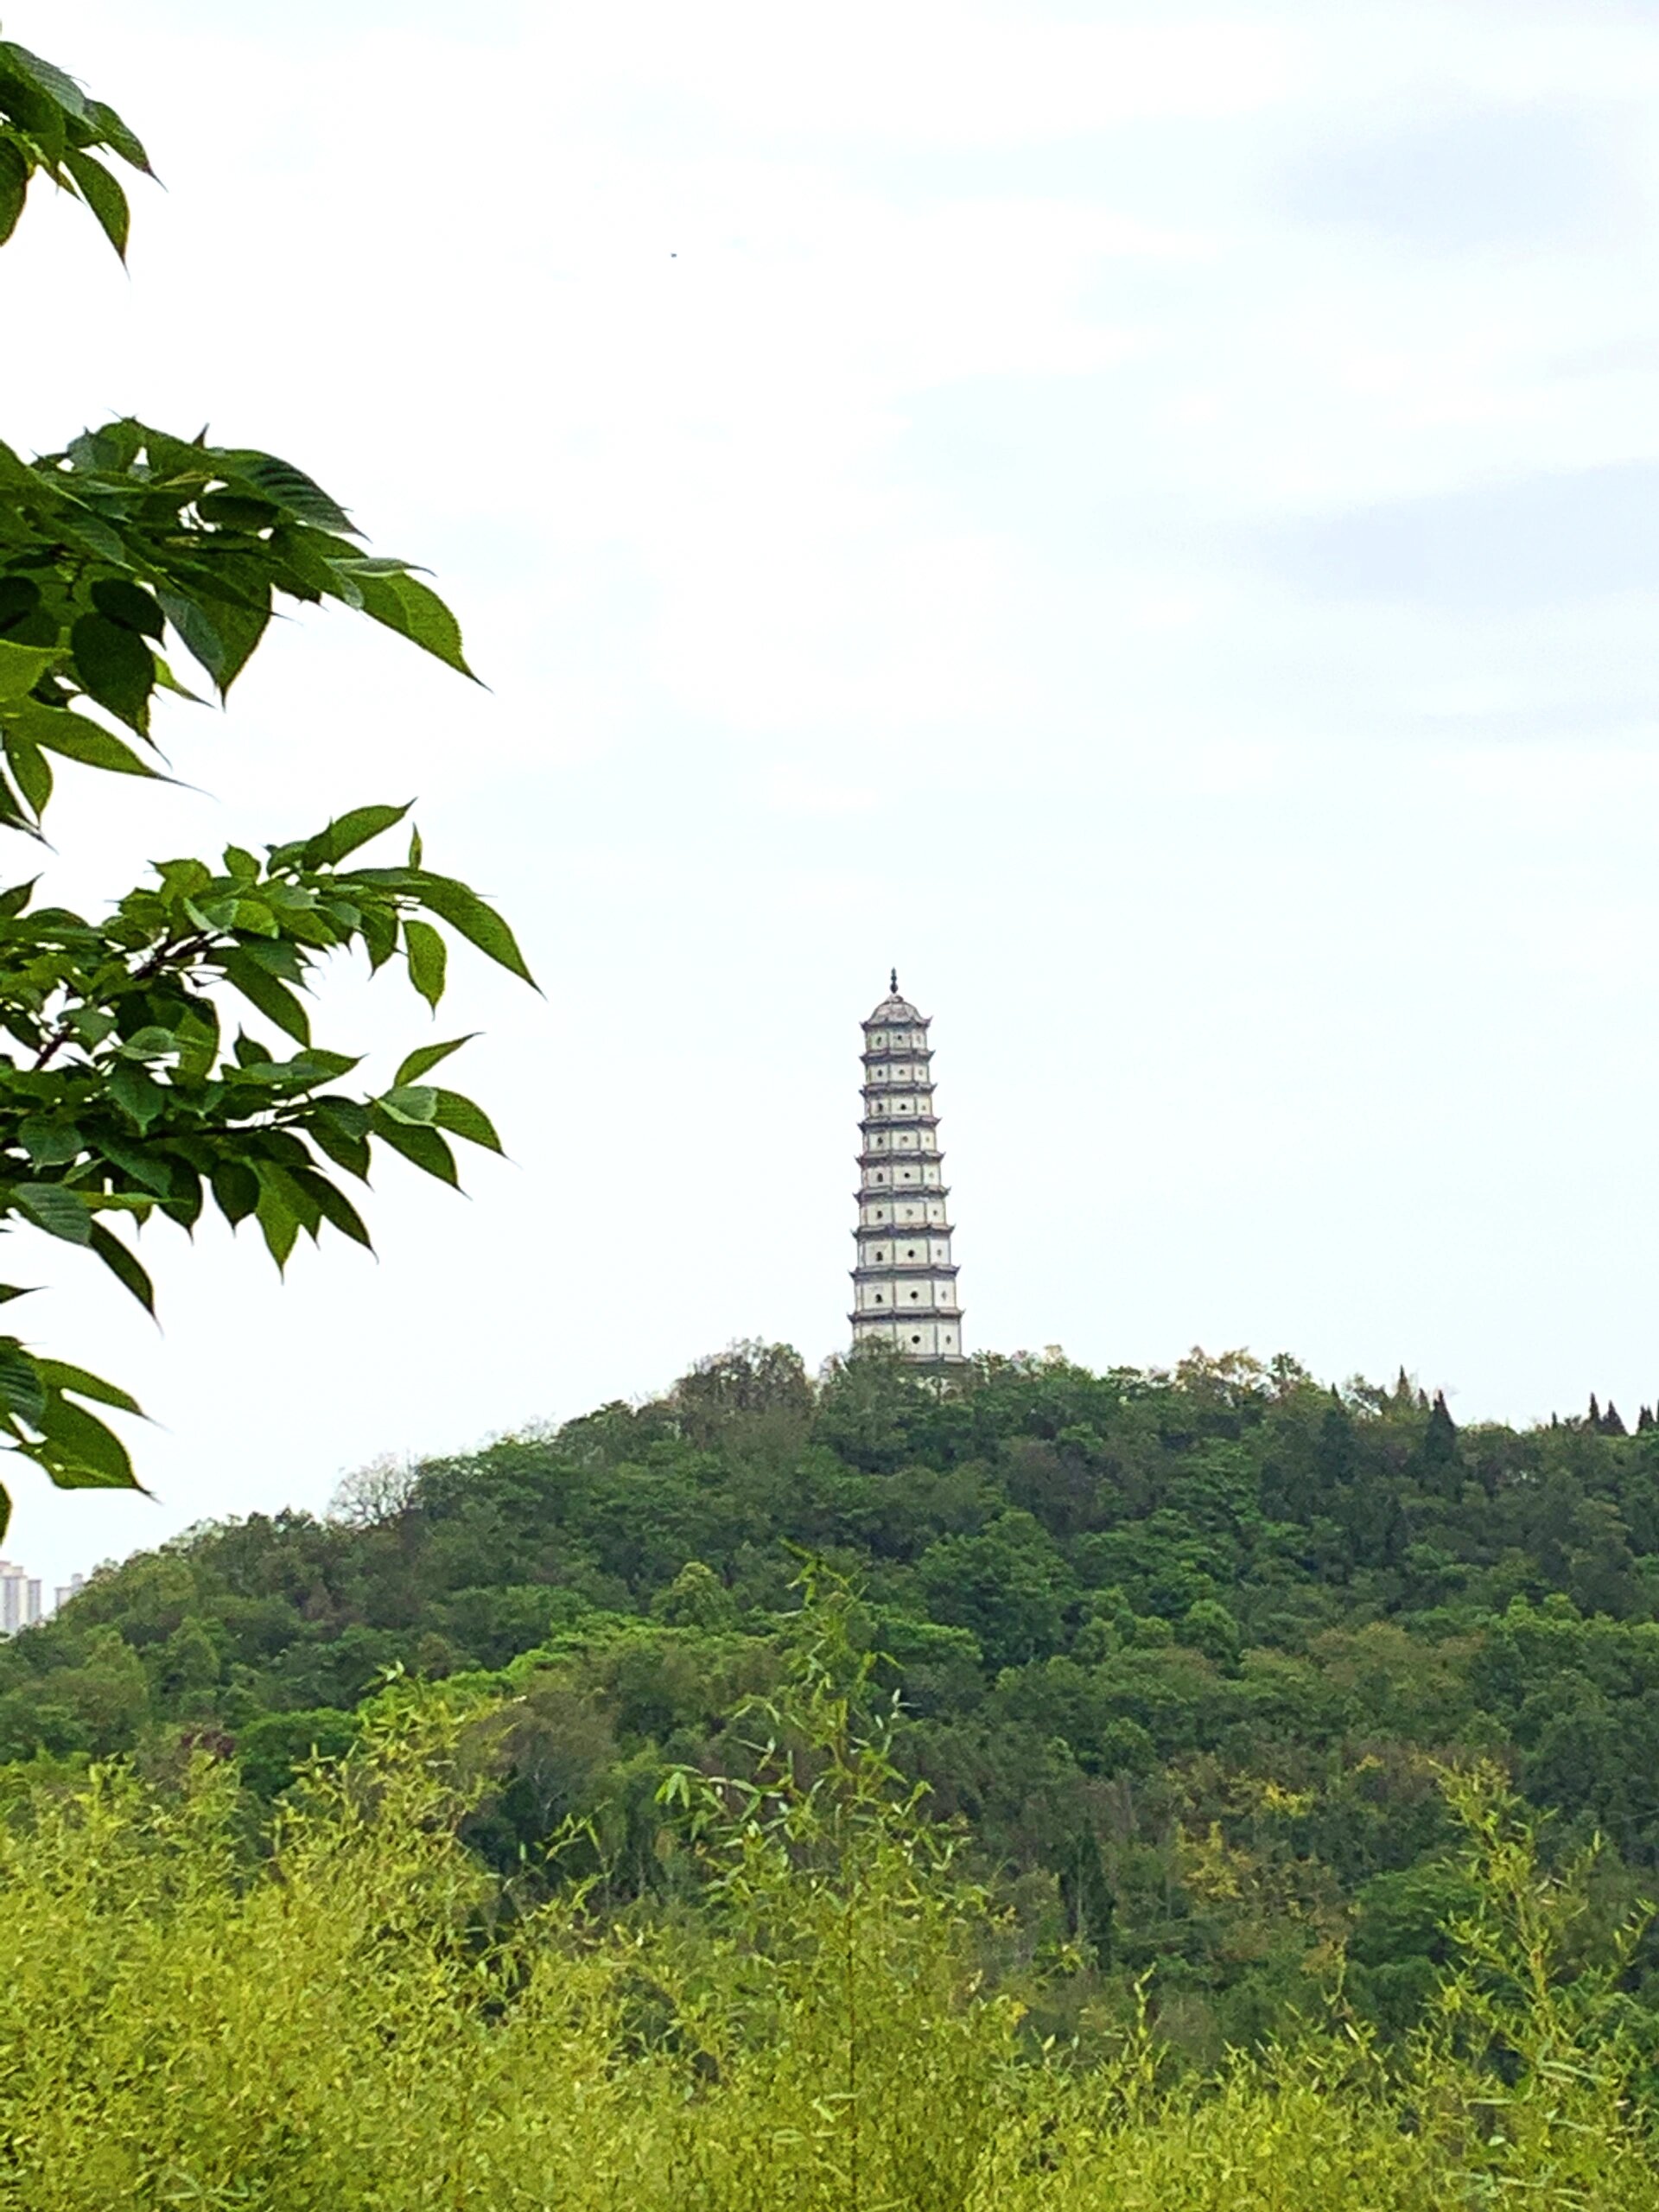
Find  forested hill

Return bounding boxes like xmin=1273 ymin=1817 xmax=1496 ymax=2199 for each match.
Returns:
xmin=10 ymin=1341 xmax=1659 ymax=2059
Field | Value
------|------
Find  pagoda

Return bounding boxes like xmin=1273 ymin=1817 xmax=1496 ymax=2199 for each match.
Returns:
xmin=849 ymin=973 xmax=966 ymax=1363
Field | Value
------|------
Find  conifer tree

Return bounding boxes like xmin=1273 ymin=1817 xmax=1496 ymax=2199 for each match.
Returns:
xmin=1423 ymin=1389 xmax=1458 ymax=1471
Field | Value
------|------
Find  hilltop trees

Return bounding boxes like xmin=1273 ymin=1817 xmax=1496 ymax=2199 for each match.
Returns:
xmin=9 ymin=1341 xmax=1659 ymax=2063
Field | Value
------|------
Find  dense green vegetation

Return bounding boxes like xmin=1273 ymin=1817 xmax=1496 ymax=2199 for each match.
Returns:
xmin=4 ymin=1570 xmax=1657 ymax=2209
xmin=11 ymin=1340 xmax=1659 ymax=2085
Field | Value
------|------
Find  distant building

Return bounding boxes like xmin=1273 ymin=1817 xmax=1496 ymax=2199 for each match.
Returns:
xmin=54 ymin=1573 xmax=84 ymax=1615
xmin=0 ymin=1560 xmax=41 ymax=1634
xmin=849 ymin=973 xmax=966 ymax=1363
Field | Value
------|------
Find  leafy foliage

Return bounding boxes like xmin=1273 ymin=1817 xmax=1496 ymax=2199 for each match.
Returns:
xmin=0 ymin=35 xmax=532 ymax=1521
xmin=3 ymin=1599 xmax=1659 ymax=2209
xmin=0 ymin=35 xmax=150 ymax=259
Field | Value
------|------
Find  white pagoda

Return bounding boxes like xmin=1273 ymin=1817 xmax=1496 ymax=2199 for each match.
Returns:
xmin=849 ymin=973 xmax=965 ymax=1363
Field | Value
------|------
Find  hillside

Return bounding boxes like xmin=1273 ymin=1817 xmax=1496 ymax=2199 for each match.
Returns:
xmin=7 ymin=1339 xmax=1659 ymax=2062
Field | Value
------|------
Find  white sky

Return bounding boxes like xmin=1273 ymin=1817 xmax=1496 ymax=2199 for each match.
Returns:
xmin=7 ymin=0 xmax=1659 ymax=1592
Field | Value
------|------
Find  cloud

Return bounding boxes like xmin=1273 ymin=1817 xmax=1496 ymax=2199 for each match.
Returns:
xmin=1267 ymin=461 xmax=1659 ymax=608
xmin=1277 ymin=103 xmax=1634 ymax=251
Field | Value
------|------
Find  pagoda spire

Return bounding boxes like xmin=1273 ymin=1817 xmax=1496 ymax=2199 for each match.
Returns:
xmin=849 ymin=978 xmax=965 ymax=1363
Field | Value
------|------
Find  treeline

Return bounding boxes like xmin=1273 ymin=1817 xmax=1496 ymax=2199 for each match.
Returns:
xmin=9 ymin=1341 xmax=1659 ymax=2063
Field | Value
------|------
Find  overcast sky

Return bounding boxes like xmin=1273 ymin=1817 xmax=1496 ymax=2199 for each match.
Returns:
xmin=7 ymin=0 xmax=1659 ymax=1592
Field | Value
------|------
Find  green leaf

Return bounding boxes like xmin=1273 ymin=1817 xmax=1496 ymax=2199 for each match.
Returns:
xmin=275 ymin=1047 xmax=358 ymax=1084
xmin=156 ymin=586 xmax=270 ymax=694
xmin=222 ymin=949 xmax=311 ymax=1046
xmin=225 ymin=930 xmax=302 ymax=981
xmin=0 ymin=137 xmax=28 ymax=246
xmin=210 ymin=1158 xmax=259 ymax=1226
xmin=173 ymin=1006 xmax=220 ymax=1084
xmin=433 ymin=1088 xmax=504 ymax=1154
xmin=91 ymin=577 xmax=164 ymax=638
xmin=411 ymin=874 xmax=537 ymax=986
xmin=0 ymin=766 xmax=34 ymax=837
xmin=116 ymin=1026 xmax=178 ymax=1059
xmin=0 ymin=638 xmax=54 ymax=700
xmin=371 ymin=1110 xmax=459 ymax=1188
xmin=253 ymin=1177 xmax=298 ymax=1270
xmin=0 ymin=1341 xmax=46 ymax=1431
xmin=349 ymin=569 xmax=475 ymax=678
xmin=403 ymin=916 xmax=447 ymax=1010
xmin=360 ymin=900 xmax=397 ymax=972
xmin=93 ymin=1135 xmax=173 ymax=1198
xmin=70 ymin=612 xmax=153 ymax=728
xmin=0 ymin=63 xmax=66 ymax=168
xmin=4 ymin=729 xmax=50 ymax=817
xmin=255 ymin=1160 xmax=322 ymax=1242
xmin=36 ymin=1357 xmax=144 ymax=1415
xmin=304 ymin=802 xmax=410 ymax=868
xmin=394 ymin=1033 xmax=475 ymax=1087
xmin=65 ymin=421 xmax=137 ymax=471
xmin=107 ymin=1059 xmax=167 ymax=1132
xmin=61 ymin=143 xmax=129 ymax=258
xmin=213 ymin=451 xmax=353 ymax=532
xmin=1 ymin=43 xmax=88 ymax=119
xmin=30 ymin=710 xmax=161 ymax=778
xmin=11 ymin=1183 xmax=92 ymax=1246
xmin=310 ymin=1104 xmax=371 ymax=1181
xmin=38 ymin=1392 xmax=138 ymax=1491
xmin=85 ymin=97 xmax=153 ymax=175
xmin=44 ymin=491 xmax=126 ymax=564
xmin=17 ymin=1116 xmax=83 ymax=1168
xmin=195 ymin=489 xmax=279 ymax=531
xmin=290 ymin=1166 xmax=372 ymax=1249
xmin=87 ymin=1223 xmax=156 ymax=1316
xmin=380 ymin=1084 xmax=437 ymax=1124
xmin=150 ymin=656 xmax=207 ymax=706
xmin=0 ymin=575 xmax=43 ymax=638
